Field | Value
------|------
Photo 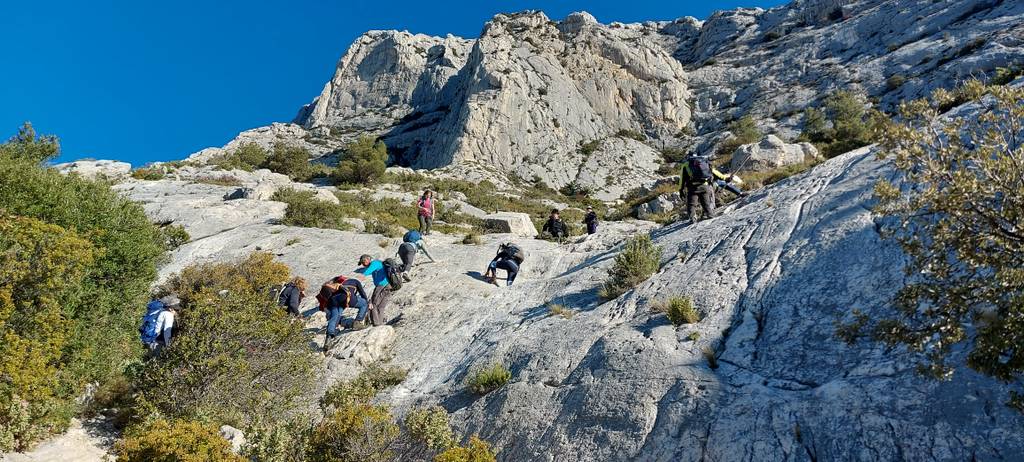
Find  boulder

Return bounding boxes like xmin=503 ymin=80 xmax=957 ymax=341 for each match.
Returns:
xmin=483 ymin=212 xmax=538 ymax=237
xmin=331 ymin=326 xmax=396 ymax=365
xmin=636 ymin=193 xmax=681 ymax=219
xmin=730 ymin=135 xmax=818 ymax=172
xmin=219 ymin=425 xmax=246 ymax=454
xmin=54 ymin=160 xmax=132 ymax=180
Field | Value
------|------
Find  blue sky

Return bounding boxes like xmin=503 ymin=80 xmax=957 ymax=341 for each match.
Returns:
xmin=1 ymin=0 xmax=785 ymax=166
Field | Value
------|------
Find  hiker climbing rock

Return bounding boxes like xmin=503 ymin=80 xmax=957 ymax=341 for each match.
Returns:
xmin=398 ymin=230 xmax=435 ymax=281
xmin=484 ymin=243 xmax=525 ymax=286
xmin=584 ymin=206 xmax=598 ymax=235
xmin=356 ymin=254 xmax=403 ymax=326
xmin=139 ymin=295 xmax=179 ymax=356
xmin=679 ymin=153 xmax=730 ymax=222
xmin=714 ymin=173 xmax=748 ymax=198
xmin=417 ymin=189 xmax=435 ymax=235
xmin=278 ymin=276 xmax=307 ymax=317
xmin=542 ymin=209 xmax=568 ymax=240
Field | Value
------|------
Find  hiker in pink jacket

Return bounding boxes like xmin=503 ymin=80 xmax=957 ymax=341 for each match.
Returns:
xmin=417 ymin=189 xmax=435 ymax=235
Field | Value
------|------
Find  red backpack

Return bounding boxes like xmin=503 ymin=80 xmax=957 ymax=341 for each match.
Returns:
xmin=315 ymin=275 xmax=347 ymax=311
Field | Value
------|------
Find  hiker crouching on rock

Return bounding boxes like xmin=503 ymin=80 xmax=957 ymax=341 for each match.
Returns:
xmin=417 ymin=189 xmax=435 ymax=235
xmin=327 ymin=276 xmax=370 ymax=335
xmin=679 ymin=154 xmax=731 ymax=223
xmin=398 ymin=230 xmax=435 ymax=281
xmin=584 ymin=206 xmax=598 ymax=235
xmin=278 ymin=276 xmax=307 ymax=317
xmin=542 ymin=209 xmax=567 ymax=241
xmin=356 ymin=254 xmax=399 ymax=326
xmin=483 ymin=243 xmax=525 ymax=286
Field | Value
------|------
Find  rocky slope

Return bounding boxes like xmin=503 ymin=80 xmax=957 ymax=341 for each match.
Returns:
xmin=187 ymin=0 xmax=1023 ymax=197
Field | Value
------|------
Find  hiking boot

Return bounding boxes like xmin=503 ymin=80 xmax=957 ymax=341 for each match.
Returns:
xmin=739 ymin=191 xmax=750 ymax=198
xmin=402 ymin=273 xmax=412 ymax=282
xmin=350 ymin=320 xmax=367 ymax=331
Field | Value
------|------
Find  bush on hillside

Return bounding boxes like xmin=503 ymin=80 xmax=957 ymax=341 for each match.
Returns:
xmin=655 ymin=296 xmax=700 ymax=326
xmin=467 ymin=364 xmax=512 ymax=395
xmin=435 ymin=436 xmax=498 ymax=462
xmin=334 ymin=136 xmax=388 ymax=185
xmin=137 ymin=253 xmax=315 ymax=426
xmin=600 ymin=234 xmax=662 ymax=299
xmin=131 ymin=166 xmax=165 ymax=180
xmin=214 ymin=142 xmax=269 ymax=171
xmin=265 ymin=142 xmax=313 ymax=181
xmin=273 ymin=188 xmax=353 ymax=231
xmin=0 ymin=124 xmax=165 ymax=449
xmin=114 ymin=419 xmax=245 ymax=462
xmin=0 ymin=216 xmax=95 ymax=451
xmin=160 ymin=224 xmax=190 ymax=250
xmin=615 ymin=129 xmax=646 ymax=141
xmin=841 ymin=82 xmax=1024 ymax=410
xmin=717 ymin=115 xmax=762 ymax=156
xmin=799 ymin=90 xmax=883 ymax=157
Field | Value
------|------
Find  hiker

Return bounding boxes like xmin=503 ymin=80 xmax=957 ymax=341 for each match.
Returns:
xmin=584 ymin=206 xmax=598 ymax=235
xmin=398 ymin=230 xmax=435 ymax=281
xmin=679 ymin=154 xmax=731 ymax=222
xmin=714 ymin=172 xmax=748 ymax=198
xmin=140 ymin=295 xmax=179 ymax=356
xmin=542 ymin=209 xmax=567 ymax=240
xmin=484 ymin=243 xmax=525 ymax=286
xmin=325 ymin=276 xmax=370 ymax=344
xmin=356 ymin=254 xmax=402 ymax=326
xmin=417 ymin=189 xmax=435 ymax=235
xmin=278 ymin=276 xmax=307 ymax=317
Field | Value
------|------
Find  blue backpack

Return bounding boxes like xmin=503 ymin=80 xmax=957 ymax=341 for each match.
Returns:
xmin=139 ymin=300 xmax=164 ymax=344
xmin=403 ymin=230 xmax=422 ymax=243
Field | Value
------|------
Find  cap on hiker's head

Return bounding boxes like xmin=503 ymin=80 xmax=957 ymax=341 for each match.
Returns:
xmin=159 ymin=294 xmax=180 ymax=308
xmin=358 ymin=254 xmax=372 ymax=265
xmin=587 ymin=206 xmax=593 ymax=210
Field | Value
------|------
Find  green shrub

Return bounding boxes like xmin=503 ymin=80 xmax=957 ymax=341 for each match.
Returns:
xmin=404 ymin=406 xmax=457 ymax=453
xmin=307 ymin=403 xmax=399 ymax=462
xmin=273 ymin=188 xmax=353 ymax=231
xmin=366 ymin=218 xmax=402 ymax=238
xmin=740 ymin=158 xmax=821 ymax=189
xmin=663 ymin=297 xmax=700 ymax=326
xmin=136 ymin=254 xmax=315 ymax=426
xmin=599 ymin=234 xmax=661 ymax=299
xmin=335 ymin=136 xmax=388 ymax=185
xmin=660 ymin=147 xmax=687 ymax=164
xmin=160 ymin=224 xmax=190 ymax=250
xmin=886 ymin=74 xmax=906 ymax=90
xmin=547 ymin=303 xmax=573 ymax=319
xmin=195 ymin=175 xmax=242 ymax=187
xmin=991 ymin=65 xmax=1024 ymax=86
xmin=265 ymin=143 xmax=313 ymax=181
xmin=214 ymin=142 xmax=268 ymax=171
xmin=114 ymin=419 xmax=244 ymax=462
xmin=798 ymin=90 xmax=883 ymax=157
xmin=559 ymin=180 xmax=592 ymax=198
xmin=717 ymin=115 xmax=762 ymax=156
xmin=462 ymin=232 xmax=482 ymax=245
xmin=131 ymin=167 xmax=165 ymax=180
xmin=686 ymin=332 xmax=701 ymax=342
xmin=467 ymin=364 xmax=512 ymax=395
xmin=579 ymin=139 xmax=601 ymax=156
xmin=242 ymin=416 xmax=313 ymax=462
xmin=321 ymin=364 xmax=408 ymax=410
xmin=435 ymin=436 xmax=498 ymax=462
xmin=615 ymin=129 xmax=646 ymax=141
xmin=0 ymin=124 xmax=165 ymax=448
xmin=0 ymin=216 xmax=95 ymax=451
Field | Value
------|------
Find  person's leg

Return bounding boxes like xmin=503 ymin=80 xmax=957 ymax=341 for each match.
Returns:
xmin=698 ymin=185 xmax=716 ymax=220
xmin=398 ymin=244 xmax=415 ymax=273
xmin=418 ymin=214 xmax=427 ymax=233
xmin=352 ymin=297 xmax=368 ymax=323
xmin=425 ymin=217 xmax=432 ymax=235
xmin=497 ymin=260 xmax=519 ymax=285
xmin=685 ymin=186 xmax=699 ymax=221
xmin=326 ymin=307 xmax=341 ymax=337
xmin=369 ymin=286 xmax=392 ymax=326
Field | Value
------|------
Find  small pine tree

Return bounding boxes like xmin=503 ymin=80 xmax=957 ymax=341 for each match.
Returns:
xmin=334 ymin=136 xmax=388 ymax=185
xmin=264 ymin=142 xmax=312 ymax=180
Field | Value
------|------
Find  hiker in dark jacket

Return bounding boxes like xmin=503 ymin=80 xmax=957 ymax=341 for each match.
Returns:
xmin=278 ymin=277 xmax=307 ymax=317
xmin=356 ymin=254 xmax=393 ymax=326
xmin=584 ymin=206 xmax=598 ymax=235
xmin=542 ymin=209 xmax=567 ymax=239
xmin=679 ymin=154 xmax=729 ymax=222
xmin=483 ymin=243 xmax=524 ymax=286
xmin=326 ymin=278 xmax=369 ymax=335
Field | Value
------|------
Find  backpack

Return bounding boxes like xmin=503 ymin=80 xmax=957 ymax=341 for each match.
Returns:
xmin=316 ymin=277 xmax=346 ymax=311
xmin=139 ymin=300 xmax=164 ymax=344
xmin=504 ymin=244 xmax=526 ymax=264
xmin=331 ymin=284 xmax=361 ymax=308
xmin=382 ymin=258 xmax=404 ymax=291
xmin=403 ymin=230 xmax=422 ymax=243
xmin=687 ymin=156 xmax=713 ymax=183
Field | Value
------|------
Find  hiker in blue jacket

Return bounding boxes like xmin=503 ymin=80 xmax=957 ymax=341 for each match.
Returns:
xmin=356 ymin=254 xmax=394 ymax=326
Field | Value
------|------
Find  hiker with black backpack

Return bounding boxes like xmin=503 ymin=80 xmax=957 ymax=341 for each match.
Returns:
xmin=584 ymin=206 xmax=598 ymax=235
xmin=542 ymin=209 xmax=568 ymax=240
xmin=139 ymin=295 xmax=179 ymax=356
xmin=483 ymin=243 xmax=525 ymax=286
xmin=679 ymin=154 xmax=731 ymax=223
xmin=277 ymin=276 xmax=307 ymax=317
xmin=397 ymin=230 xmax=435 ymax=281
xmin=356 ymin=254 xmax=404 ymax=326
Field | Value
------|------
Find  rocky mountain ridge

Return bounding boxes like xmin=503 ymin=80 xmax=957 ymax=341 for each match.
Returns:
xmin=186 ymin=0 xmax=1023 ymax=199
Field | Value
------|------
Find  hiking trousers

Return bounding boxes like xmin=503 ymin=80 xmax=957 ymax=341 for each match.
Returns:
xmin=398 ymin=242 xmax=416 ymax=273
xmin=684 ymin=183 xmax=716 ymax=221
xmin=490 ymin=259 xmax=520 ymax=285
xmin=418 ymin=215 xmax=432 ymax=235
xmin=369 ymin=285 xmax=393 ymax=326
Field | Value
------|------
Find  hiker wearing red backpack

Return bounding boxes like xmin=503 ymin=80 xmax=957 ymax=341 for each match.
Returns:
xmin=679 ymin=154 xmax=731 ymax=223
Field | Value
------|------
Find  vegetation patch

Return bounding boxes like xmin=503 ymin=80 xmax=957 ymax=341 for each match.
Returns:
xmin=600 ymin=234 xmax=662 ymax=300
xmin=652 ymin=296 xmax=700 ymax=326
xmin=798 ymin=90 xmax=884 ymax=158
xmin=467 ymin=364 xmax=512 ymax=395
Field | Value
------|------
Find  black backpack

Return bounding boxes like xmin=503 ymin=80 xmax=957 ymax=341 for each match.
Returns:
xmin=687 ymin=156 xmax=713 ymax=183
xmin=503 ymin=244 xmax=526 ymax=264
xmin=382 ymin=258 xmax=404 ymax=291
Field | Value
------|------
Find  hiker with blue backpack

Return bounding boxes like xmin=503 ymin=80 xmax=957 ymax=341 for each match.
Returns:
xmin=356 ymin=254 xmax=404 ymax=326
xmin=398 ymin=230 xmax=435 ymax=281
xmin=680 ymin=154 xmax=731 ymax=223
xmin=140 ymin=295 xmax=179 ymax=356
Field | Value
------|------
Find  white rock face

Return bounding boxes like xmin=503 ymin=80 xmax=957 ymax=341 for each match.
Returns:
xmin=730 ymin=134 xmax=818 ymax=172
xmin=53 ymin=160 xmax=132 ymax=180
xmin=483 ymin=212 xmax=538 ymax=237
xmin=219 ymin=425 xmax=246 ymax=454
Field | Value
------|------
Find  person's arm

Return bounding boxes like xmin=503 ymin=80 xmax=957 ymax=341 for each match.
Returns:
xmin=417 ymin=241 xmax=435 ymax=262
xmin=712 ymin=168 xmax=730 ymax=182
xmin=679 ymin=165 xmax=689 ymax=189
xmin=288 ymin=287 xmax=301 ymax=312
xmin=160 ymin=313 xmax=174 ymax=346
xmin=542 ymin=220 xmax=551 ymax=233
xmin=352 ymin=280 xmax=368 ymax=301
